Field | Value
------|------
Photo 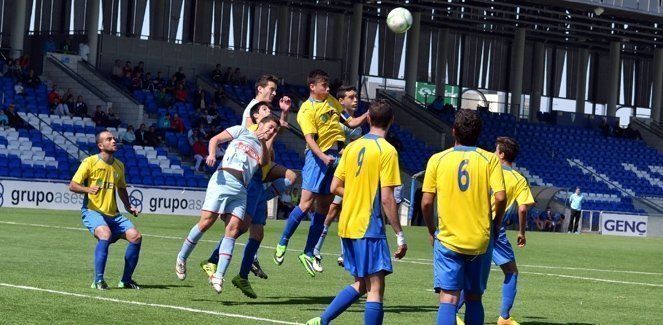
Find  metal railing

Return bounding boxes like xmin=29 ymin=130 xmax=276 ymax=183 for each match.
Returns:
xmin=24 ymin=112 xmax=90 ymax=161
xmin=46 ymin=55 xmax=111 ymax=103
xmin=78 ymin=59 xmax=144 ymax=106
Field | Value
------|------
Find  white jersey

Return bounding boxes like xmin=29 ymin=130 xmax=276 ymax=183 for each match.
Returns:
xmin=220 ymin=125 xmax=263 ymax=186
xmin=241 ymin=98 xmax=259 ymax=128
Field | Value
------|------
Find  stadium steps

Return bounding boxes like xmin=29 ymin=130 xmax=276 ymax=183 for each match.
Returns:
xmin=19 ymin=112 xmax=91 ymax=161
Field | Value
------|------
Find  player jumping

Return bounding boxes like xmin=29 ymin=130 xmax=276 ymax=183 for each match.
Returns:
xmin=421 ymin=109 xmax=507 ymax=325
xmin=306 ymin=99 xmax=406 ymax=325
xmin=69 ymin=131 xmax=141 ymax=290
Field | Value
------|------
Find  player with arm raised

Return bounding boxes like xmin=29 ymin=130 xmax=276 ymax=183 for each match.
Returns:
xmin=274 ymin=70 xmax=368 ymax=277
xmin=306 ymin=99 xmax=406 ymax=325
xmin=69 ymin=131 xmax=141 ymax=290
xmin=421 ymin=109 xmax=506 ymax=325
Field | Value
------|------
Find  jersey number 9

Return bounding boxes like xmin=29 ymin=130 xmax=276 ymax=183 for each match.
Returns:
xmin=355 ymin=147 xmax=366 ymax=176
xmin=457 ymin=159 xmax=470 ymax=191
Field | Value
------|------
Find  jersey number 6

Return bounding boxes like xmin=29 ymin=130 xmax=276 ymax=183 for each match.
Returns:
xmin=457 ymin=159 xmax=470 ymax=191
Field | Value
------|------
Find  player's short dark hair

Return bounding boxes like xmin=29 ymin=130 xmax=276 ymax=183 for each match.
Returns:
xmin=336 ymin=85 xmax=357 ymax=100
xmin=368 ymin=99 xmax=393 ymax=130
xmin=254 ymin=74 xmax=279 ymax=95
xmin=249 ymin=101 xmax=273 ymax=124
xmin=95 ymin=130 xmax=112 ymax=145
xmin=496 ymin=136 xmax=520 ymax=162
xmin=307 ymin=69 xmax=329 ymax=87
xmin=453 ymin=109 xmax=482 ymax=146
xmin=258 ymin=114 xmax=281 ymax=127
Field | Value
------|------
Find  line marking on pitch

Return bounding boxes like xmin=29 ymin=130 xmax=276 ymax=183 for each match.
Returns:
xmin=2 ymin=220 xmax=662 ymax=279
xmin=0 ymin=282 xmax=302 ymax=324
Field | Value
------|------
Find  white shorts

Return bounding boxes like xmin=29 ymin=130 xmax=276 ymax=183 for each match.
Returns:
xmin=202 ymin=170 xmax=247 ymax=219
xmin=333 ymin=195 xmax=343 ymax=205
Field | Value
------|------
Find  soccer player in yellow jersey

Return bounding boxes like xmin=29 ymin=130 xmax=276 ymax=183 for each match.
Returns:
xmin=275 ymin=70 xmax=368 ymax=277
xmin=421 ymin=109 xmax=507 ymax=325
xmin=306 ymin=99 xmax=406 ymax=325
xmin=69 ymin=131 xmax=141 ymax=290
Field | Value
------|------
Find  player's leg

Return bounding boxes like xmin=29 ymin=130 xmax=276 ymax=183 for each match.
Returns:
xmin=82 ymin=209 xmax=112 ymax=289
xmin=111 ymin=215 xmax=142 ymax=289
xmin=434 ymin=240 xmax=464 ymax=324
xmin=364 ymin=272 xmax=386 ymax=324
xmin=275 ymin=189 xmax=315 ymax=264
xmin=312 ymin=198 xmax=342 ymax=272
xmin=232 ymin=223 xmax=263 ymax=298
xmin=176 ymin=209 xmax=218 ymax=280
xmin=212 ymin=212 xmax=250 ymax=293
xmin=299 ymin=194 xmax=333 ymax=276
xmin=307 ymin=277 xmax=365 ymax=325
xmin=463 ymin=248 xmax=493 ymax=325
xmin=492 ymin=227 xmax=519 ymax=324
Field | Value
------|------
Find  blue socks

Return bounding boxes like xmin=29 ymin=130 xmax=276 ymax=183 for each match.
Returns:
xmin=239 ymin=238 xmax=261 ymax=278
xmin=178 ymin=224 xmax=204 ymax=261
xmin=437 ymin=302 xmax=457 ymax=324
xmin=313 ymin=225 xmax=329 ymax=257
xmin=304 ymin=212 xmax=325 ymax=257
xmin=122 ymin=241 xmax=141 ymax=283
xmin=320 ymin=285 xmax=360 ymax=324
xmin=94 ymin=239 xmax=110 ymax=282
xmin=464 ymin=300 xmax=484 ymax=325
xmin=214 ymin=237 xmax=236 ymax=278
xmin=364 ymin=302 xmax=384 ymax=325
xmin=208 ymin=240 xmax=221 ymax=264
xmin=501 ymin=273 xmax=518 ymax=319
xmin=456 ymin=291 xmax=465 ymax=311
xmin=279 ymin=206 xmax=307 ymax=246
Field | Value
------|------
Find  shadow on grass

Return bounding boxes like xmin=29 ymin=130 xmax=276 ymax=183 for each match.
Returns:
xmin=192 ymin=296 xmax=337 ymax=305
xmin=137 ymin=284 xmax=194 ymax=289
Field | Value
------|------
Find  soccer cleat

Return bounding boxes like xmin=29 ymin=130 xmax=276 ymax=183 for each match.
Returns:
xmin=312 ymin=254 xmax=324 ymax=273
xmin=497 ymin=316 xmax=520 ymax=325
xmin=118 ymin=280 xmax=141 ymax=289
xmin=210 ymin=275 xmax=224 ymax=294
xmin=91 ymin=280 xmax=109 ymax=290
xmin=305 ymin=317 xmax=322 ymax=325
xmin=456 ymin=316 xmax=465 ymax=325
xmin=251 ymin=260 xmax=268 ymax=279
xmin=273 ymin=244 xmax=287 ymax=265
xmin=337 ymin=255 xmax=344 ymax=268
xmin=175 ymin=258 xmax=187 ymax=280
xmin=231 ymin=275 xmax=257 ymax=299
xmin=200 ymin=260 xmax=217 ymax=278
xmin=298 ymin=253 xmax=316 ymax=277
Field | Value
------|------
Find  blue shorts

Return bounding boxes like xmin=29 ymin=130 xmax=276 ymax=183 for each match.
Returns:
xmin=433 ymin=240 xmax=490 ymax=294
xmin=342 ymin=237 xmax=393 ymax=278
xmin=246 ymin=175 xmax=266 ymax=225
xmin=301 ymin=149 xmax=338 ymax=195
xmin=492 ymin=227 xmax=515 ymax=266
xmin=81 ymin=209 xmax=135 ymax=242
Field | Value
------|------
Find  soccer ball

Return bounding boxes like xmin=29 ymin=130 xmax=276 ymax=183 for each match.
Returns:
xmin=387 ymin=7 xmax=413 ymax=34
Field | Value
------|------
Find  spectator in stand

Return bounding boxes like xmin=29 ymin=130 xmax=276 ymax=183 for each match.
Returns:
xmin=18 ymin=54 xmax=30 ymax=72
xmin=8 ymin=59 xmax=21 ymax=79
xmin=206 ymin=104 xmax=221 ymax=125
xmin=6 ymin=104 xmax=23 ymax=128
xmin=174 ymin=84 xmax=187 ymax=102
xmin=193 ymin=85 xmax=206 ymax=109
xmin=171 ymin=113 xmax=185 ymax=133
xmin=123 ymin=61 xmax=133 ymax=75
xmin=134 ymin=61 xmax=145 ymax=74
xmin=173 ymin=66 xmax=186 ymax=83
xmin=213 ymin=88 xmax=226 ymax=106
xmin=192 ymin=136 xmax=208 ymax=171
xmin=93 ymin=105 xmax=109 ymax=126
xmin=143 ymin=72 xmax=154 ymax=92
xmin=211 ymin=64 xmax=223 ymax=83
xmin=0 ymin=109 xmax=8 ymax=128
xmin=25 ymin=69 xmax=41 ymax=89
xmin=165 ymin=75 xmax=178 ymax=94
xmin=73 ymin=95 xmax=88 ymax=117
xmin=567 ymin=187 xmax=584 ymax=234
xmin=107 ymin=107 xmax=121 ymax=128
xmin=135 ymin=123 xmax=147 ymax=145
xmin=195 ymin=122 xmax=208 ymax=139
xmin=120 ymin=71 xmax=132 ymax=89
xmin=187 ymin=128 xmax=200 ymax=146
xmin=53 ymin=97 xmax=72 ymax=117
xmin=154 ymin=86 xmax=170 ymax=107
xmin=131 ymin=73 xmax=143 ymax=91
xmin=122 ymin=125 xmax=136 ymax=144
xmin=43 ymin=35 xmax=57 ymax=54
xmin=112 ymin=59 xmax=124 ymax=81
xmin=79 ymin=38 xmax=90 ymax=61
xmin=144 ymin=125 xmax=161 ymax=147
xmin=152 ymin=71 xmax=164 ymax=90
xmin=536 ymin=207 xmax=553 ymax=231
xmin=222 ymin=67 xmax=232 ymax=83
xmin=48 ymin=86 xmax=61 ymax=105
xmin=230 ymin=67 xmax=245 ymax=85
xmin=63 ymin=88 xmax=75 ymax=108
xmin=191 ymin=108 xmax=205 ymax=127
xmin=156 ymin=113 xmax=171 ymax=133
xmin=14 ymin=81 xmax=25 ymax=97
xmin=62 ymin=38 xmax=72 ymax=54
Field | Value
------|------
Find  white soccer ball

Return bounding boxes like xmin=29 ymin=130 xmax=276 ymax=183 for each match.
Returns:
xmin=387 ymin=7 xmax=413 ymax=34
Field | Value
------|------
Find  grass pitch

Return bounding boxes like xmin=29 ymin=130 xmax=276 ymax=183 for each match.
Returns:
xmin=1 ymin=207 xmax=662 ymax=324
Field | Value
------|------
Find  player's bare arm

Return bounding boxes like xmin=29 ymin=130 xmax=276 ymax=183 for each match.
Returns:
xmin=330 ymin=177 xmax=344 ymax=197
xmin=206 ymin=130 xmax=234 ymax=166
xmin=517 ymin=203 xmax=532 ymax=247
xmin=69 ymin=181 xmax=99 ymax=195
xmin=278 ymin=96 xmax=291 ymax=128
xmin=421 ymin=192 xmax=436 ymax=246
xmin=117 ymin=186 xmax=139 ymax=217
xmin=304 ymin=133 xmax=334 ymax=166
xmin=343 ymin=112 xmax=368 ymax=129
xmin=493 ymin=190 xmax=507 ymax=239
xmin=381 ymin=186 xmax=407 ymax=259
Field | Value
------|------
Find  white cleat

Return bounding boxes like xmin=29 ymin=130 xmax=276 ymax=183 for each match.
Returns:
xmin=176 ymin=258 xmax=187 ymax=280
xmin=337 ymin=255 xmax=344 ymax=268
xmin=210 ymin=275 xmax=224 ymax=294
xmin=312 ymin=255 xmax=324 ymax=273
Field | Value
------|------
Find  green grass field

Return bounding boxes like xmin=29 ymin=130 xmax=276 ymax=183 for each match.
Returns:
xmin=1 ymin=207 xmax=662 ymax=324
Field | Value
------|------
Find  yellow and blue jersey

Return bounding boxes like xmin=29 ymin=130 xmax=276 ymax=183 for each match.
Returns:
xmin=497 ymin=165 xmax=535 ymax=224
xmin=71 ymin=155 xmax=127 ymax=216
xmin=334 ymin=134 xmax=401 ymax=239
xmin=422 ymin=146 xmax=505 ymax=255
xmin=297 ymin=95 xmax=352 ymax=152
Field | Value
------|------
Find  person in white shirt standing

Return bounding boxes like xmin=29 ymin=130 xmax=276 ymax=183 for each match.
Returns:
xmin=567 ymin=187 xmax=584 ymax=234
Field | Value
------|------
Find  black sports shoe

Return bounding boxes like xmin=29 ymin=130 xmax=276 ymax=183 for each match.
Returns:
xmin=91 ymin=280 xmax=109 ymax=290
xmin=118 ymin=279 xmax=141 ymax=289
xmin=250 ymin=260 xmax=268 ymax=279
